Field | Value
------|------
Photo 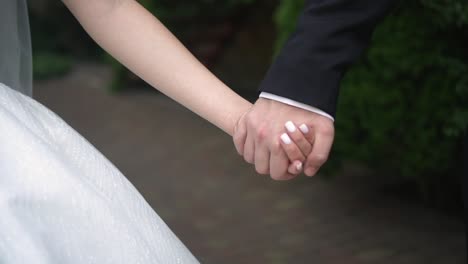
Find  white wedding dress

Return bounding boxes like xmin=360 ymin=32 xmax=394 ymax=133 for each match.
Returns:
xmin=0 ymin=1 xmax=199 ymax=263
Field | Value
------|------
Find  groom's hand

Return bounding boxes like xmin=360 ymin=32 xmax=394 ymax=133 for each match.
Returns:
xmin=233 ymin=98 xmax=335 ymax=180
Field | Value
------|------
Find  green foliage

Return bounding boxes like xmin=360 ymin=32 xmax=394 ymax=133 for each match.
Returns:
xmin=140 ymin=0 xmax=257 ymax=21
xmin=29 ymin=1 xmax=98 ymax=80
xmin=29 ymin=1 xmax=257 ymax=84
xmin=109 ymin=0 xmax=258 ymax=91
xmin=274 ymin=0 xmax=468 ymax=203
xmin=421 ymin=0 xmax=468 ymax=26
xmin=273 ymin=0 xmax=304 ymax=53
xmin=33 ymin=53 xmax=72 ymax=80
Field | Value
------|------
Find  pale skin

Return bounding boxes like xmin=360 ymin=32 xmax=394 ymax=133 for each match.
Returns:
xmin=61 ymin=0 xmax=314 ymax=175
xmin=234 ymin=99 xmax=335 ymax=180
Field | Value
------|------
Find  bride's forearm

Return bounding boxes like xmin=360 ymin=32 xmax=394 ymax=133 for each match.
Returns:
xmin=63 ymin=0 xmax=251 ymax=135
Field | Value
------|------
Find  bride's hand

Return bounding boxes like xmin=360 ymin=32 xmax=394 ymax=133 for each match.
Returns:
xmin=280 ymin=121 xmax=314 ymax=175
xmin=234 ymin=114 xmax=314 ymax=177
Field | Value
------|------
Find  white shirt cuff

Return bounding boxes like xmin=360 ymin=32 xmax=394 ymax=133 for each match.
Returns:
xmin=259 ymin=92 xmax=335 ymax=122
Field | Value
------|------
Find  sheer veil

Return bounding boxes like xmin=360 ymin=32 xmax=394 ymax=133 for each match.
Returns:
xmin=0 ymin=0 xmax=32 ymax=96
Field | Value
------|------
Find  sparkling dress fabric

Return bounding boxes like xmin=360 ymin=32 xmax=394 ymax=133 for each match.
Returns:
xmin=0 ymin=1 xmax=199 ymax=262
xmin=0 ymin=84 xmax=200 ymax=263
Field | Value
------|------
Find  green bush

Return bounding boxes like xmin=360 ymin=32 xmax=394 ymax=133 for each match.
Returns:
xmin=33 ymin=53 xmax=72 ymax=80
xmin=29 ymin=1 xmax=257 ymax=85
xmin=108 ymin=0 xmax=258 ymax=91
xmin=273 ymin=0 xmax=305 ymax=54
xmin=274 ymin=0 xmax=468 ymax=204
xmin=140 ymin=0 xmax=257 ymax=21
xmin=29 ymin=1 xmax=98 ymax=80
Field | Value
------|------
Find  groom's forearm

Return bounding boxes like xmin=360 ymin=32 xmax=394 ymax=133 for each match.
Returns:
xmin=260 ymin=0 xmax=396 ymax=119
xmin=62 ymin=0 xmax=251 ymax=136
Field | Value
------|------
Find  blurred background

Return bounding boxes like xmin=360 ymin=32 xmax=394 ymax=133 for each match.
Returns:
xmin=29 ymin=0 xmax=466 ymax=263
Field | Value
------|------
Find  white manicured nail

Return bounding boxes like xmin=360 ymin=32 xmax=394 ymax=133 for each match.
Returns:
xmin=281 ymin=133 xmax=292 ymax=144
xmin=285 ymin=121 xmax=296 ymax=133
xmin=296 ymin=162 xmax=303 ymax=171
xmin=299 ymin=124 xmax=309 ymax=134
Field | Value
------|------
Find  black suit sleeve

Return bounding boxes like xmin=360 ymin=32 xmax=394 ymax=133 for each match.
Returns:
xmin=259 ymin=0 xmax=396 ymax=118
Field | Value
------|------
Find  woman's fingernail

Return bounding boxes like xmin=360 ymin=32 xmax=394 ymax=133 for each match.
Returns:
xmin=296 ymin=162 xmax=303 ymax=171
xmin=299 ymin=124 xmax=309 ymax=134
xmin=281 ymin=133 xmax=292 ymax=144
xmin=285 ymin=121 xmax=296 ymax=133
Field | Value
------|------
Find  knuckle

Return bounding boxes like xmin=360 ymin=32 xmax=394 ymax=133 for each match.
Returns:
xmin=297 ymin=139 xmax=311 ymax=150
xmin=270 ymin=141 xmax=282 ymax=155
xmin=234 ymin=124 xmax=247 ymax=138
xmin=246 ymin=114 xmax=259 ymax=128
xmin=301 ymin=144 xmax=313 ymax=155
xmin=255 ymin=125 xmax=268 ymax=141
xmin=289 ymin=133 xmax=302 ymax=144
xmin=290 ymin=149 xmax=304 ymax=161
xmin=318 ymin=124 xmax=335 ymax=137
xmin=313 ymin=154 xmax=328 ymax=165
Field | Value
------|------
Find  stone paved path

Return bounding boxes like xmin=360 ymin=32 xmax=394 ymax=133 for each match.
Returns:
xmin=34 ymin=64 xmax=465 ymax=264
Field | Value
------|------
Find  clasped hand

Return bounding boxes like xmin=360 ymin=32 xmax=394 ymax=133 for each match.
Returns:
xmin=233 ymin=98 xmax=335 ymax=180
